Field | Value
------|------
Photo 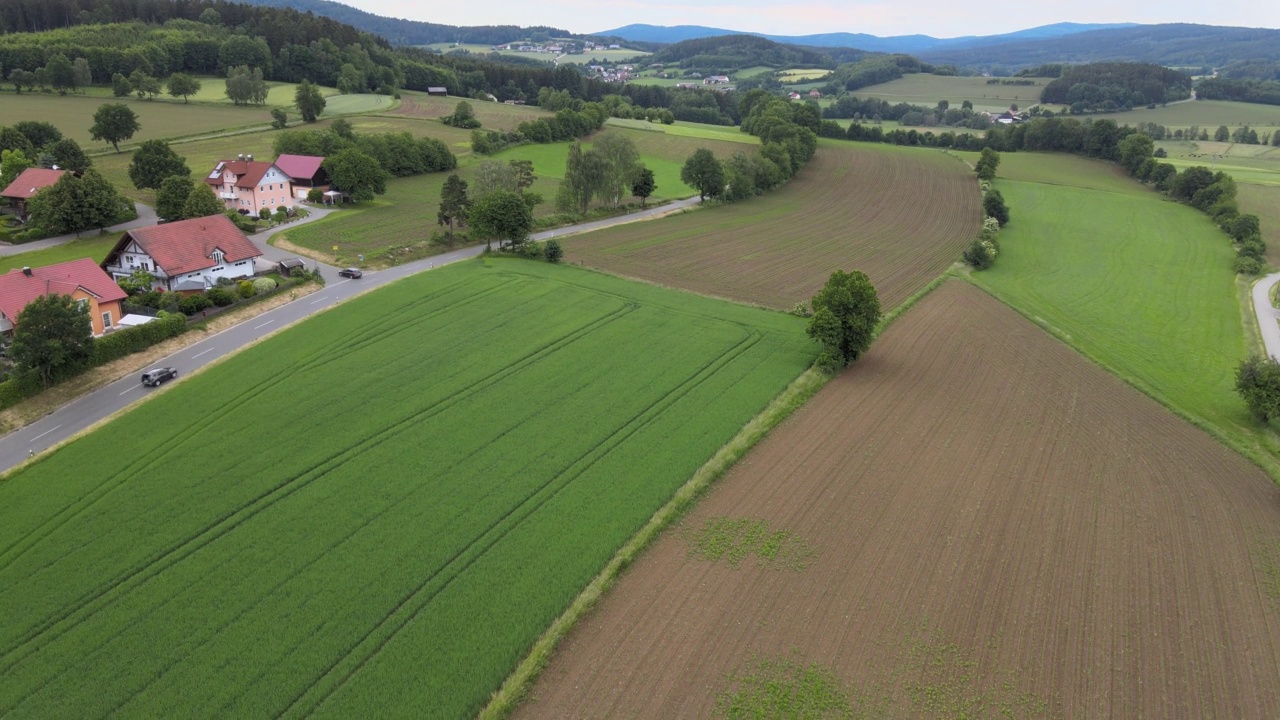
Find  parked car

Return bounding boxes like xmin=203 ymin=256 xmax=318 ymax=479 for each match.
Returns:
xmin=338 ymin=267 xmax=363 ymax=279
xmin=141 ymin=367 xmax=178 ymax=387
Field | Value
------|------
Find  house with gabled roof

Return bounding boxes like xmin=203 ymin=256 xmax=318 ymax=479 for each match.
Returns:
xmin=273 ymin=154 xmax=329 ymax=200
xmin=203 ymin=155 xmax=294 ymax=214
xmin=1 ymin=167 xmax=68 ymax=222
xmin=0 ymin=258 xmax=127 ymax=336
xmin=100 ymin=214 xmax=262 ymax=293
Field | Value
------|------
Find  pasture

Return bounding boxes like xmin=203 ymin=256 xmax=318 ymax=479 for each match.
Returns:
xmin=516 ymin=280 xmax=1280 ymax=718
xmin=0 ymin=92 xmax=271 ymax=151
xmin=778 ymin=69 xmax=831 ymax=82
xmin=564 ymin=141 xmax=981 ymax=309
xmin=855 ymin=74 xmax=1049 ymax=112
xmin=0 ymin=259 xmax=813 ymax=719
xmin=320 ymin=93 xmax=398 ymax=116
xmin=391 ymin=91 xmax=552 ymax=130
xmin=76 ymin=79 xmax=339 ymax=107
xmin=967 ymin=155 xmax=1274 ymax=469
xmin=604 ymin=117 xmax=758 ymax=144
xmin=1238 ymin=184 xmax=1280 ymax=264
xmin=1081 ymin=99 xmax=1280 ymax=133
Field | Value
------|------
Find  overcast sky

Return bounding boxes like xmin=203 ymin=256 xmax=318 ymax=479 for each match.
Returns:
xmin=341 ymin=1 xmax=1278 ymax=37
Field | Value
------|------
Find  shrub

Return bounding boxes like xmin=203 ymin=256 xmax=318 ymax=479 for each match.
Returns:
xmin=206 ymin=286 xmax=236 ymax=306
xmin=275 ymin=206 xmax=290 ymax=222
xmin=1237 ymin=355 xmax=1280 ymax=420
xmin=1234 ymin=256 xmax=1264 ymax=275
xmin=963 ymin=238 xmax=997 ymax=269
xmin=253 ymin=277 xmax=277 ymax=294
xmin=158 ymin=291 xmax=182 ymax=311
xmin=238 ymin=280 xmax=256 ymax=298
xmin=258 ymin=208 xmax=272 ymax=221
xmin=91 ymin=311 xmax=186 ymax=366
xmin=179 ymin=293 xmax=213 ymax=315
xmin=307 ymin=188 xmax=324 ymax=203
xmin=1238 ymin=237 xmax=1267 ymax=261
xmin=544 ymin=239 xmax=563 ymax=263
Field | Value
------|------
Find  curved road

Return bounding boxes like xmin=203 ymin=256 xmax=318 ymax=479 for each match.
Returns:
xmin=0 ymin=196 xmax=701 ymax=472
xmin=1252 ymin=272 xmax=1280 ymax=360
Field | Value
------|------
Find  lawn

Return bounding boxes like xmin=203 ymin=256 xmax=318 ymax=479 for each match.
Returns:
xmin=0 ymin=92 xmax=273 ymax=151
xmin=0 ymin=258 xmax=812 ymax=718
xmin=854 ymin=74 xmax=1049 ymax=112
xmin=605 ymin=117 xmax=758 ymax=144
xmin=966 ymin=156 xmax=1272 ymax=468
xmin=0 ymin=236 xmax=119 ymax=274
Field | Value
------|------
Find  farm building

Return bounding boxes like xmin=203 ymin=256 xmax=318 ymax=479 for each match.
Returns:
xmin=1 ymin=167 xmax=67 ymax=223
xmin=101 ymin=214 xmax=262 ymax=293
xmin=809 ymin=89 xmax=823 ymax=98
xmin=274 ymin=154 xmax=329 ymax=200
xmin=0 ymin=259 xmax=126 ymax=336
xmin=203 ymin=156 xmax=294 ymax=213
xmin=427 ymin=87 xmax=448 ymax=96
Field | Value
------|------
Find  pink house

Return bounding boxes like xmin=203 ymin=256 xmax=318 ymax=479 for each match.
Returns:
xmin=203 ymin=156 xmax=294 ymax=214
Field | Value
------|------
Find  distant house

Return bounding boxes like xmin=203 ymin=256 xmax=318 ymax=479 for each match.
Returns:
xmin=608 ymin=44 xmax=621 ymax=49
xmin=788 ymin=91 xmax=802 ymax=100
xmin=203 ymin=156 xmax=294 ymax=214
xmin=809 ymin=89 xmax=823 ymax=98
xmin=101 ymin=214 xmax=262 ymax=293
xmin=704 ymin=75 xmax=731 ymax=84
xmin=676 ymin=83 xmax=700 ymax=90
xmin=274 ymin=154 xmax=329 ymax=200
xmin=0 ymin=259 xmax=127 ymax=336
xmin=427 ymin=87 xmax=448 ymax=96
xmin=1 ymin=168 xmax=67 ymax=223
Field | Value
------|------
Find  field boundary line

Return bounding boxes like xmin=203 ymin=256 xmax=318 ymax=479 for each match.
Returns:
xmin=963 ymin=275 xmax=1280 ymax=488
xmin=478 ymin=273 xmax=953 ymax=719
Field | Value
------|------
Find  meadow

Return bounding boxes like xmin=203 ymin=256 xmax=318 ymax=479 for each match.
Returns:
xmin=391 ymin=91 xmax=553 ymax=130
xmin=0 ymin=236 xmax=118 ymax=274
xmin=854 ymin=74 xmax=1049 ymax=112
xmin=75 ymin=78 xmax=339 ymax=107
xmin=1080 ymin=99 xmax=1280 ymax=133
xmin=966 ymin=153 xmax=1280 ymax=473
xmin=565 ymin=141 xmax=981 ymax=309
xmin=0 ymin=258 xmax=813 ymax=718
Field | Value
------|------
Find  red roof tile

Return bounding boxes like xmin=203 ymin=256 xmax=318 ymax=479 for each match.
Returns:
xmin=274 ymin=154 xmax=325 ymax=181
xmin=203 ymin=160 xmax=279 ymax=189
xmin=0 ymin=258 xmax=126 ymax=325
xmin=107 ymin=214 xmax=262 ymax=277
xmin=1 ymin=168 xmax=67 ymax=200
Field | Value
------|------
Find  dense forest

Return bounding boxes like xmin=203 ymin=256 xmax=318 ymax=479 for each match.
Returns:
xmin=1218 ymin=59 xmax=1280 ymax=81
xmin=829 ymin=54 xmax=953 ymax=92
xmin=1197 ymin=77 xmax=1280 ymax=106
xmin=1039 ymin=62 xmax=1192 ymax=111
xmin=644 ymin=35 xmax=841 ymax=74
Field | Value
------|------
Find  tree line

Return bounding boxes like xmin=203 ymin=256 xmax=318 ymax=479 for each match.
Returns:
xmin=1039 ymin=62 xmax=1193 ymax=111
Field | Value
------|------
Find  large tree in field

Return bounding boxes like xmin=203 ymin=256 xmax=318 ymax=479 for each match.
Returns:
xmin=437 ymin=174 xmax=470 ymax=240
xmin=324 ymin=148 xmax=388 ymax=202
xmin=681 ymin=148 xmax=725 ymax=201
xmin=469 ymin=189 xmax=532 ymax=251
xmin=89 ymin=103 xmax=140 ymax=152
xmin=156 ymin=176 xmax=195 ymax=222
xmin=128 ymin=140 xmax=190 ymax=190
xmin=11 ymin=293 xmax=93 ymax=386
xmin=295 ymin=79 xmax=326 ymax=122
xmin=594 ymin=133 xmax=640 ymax=208
xmin=807 ymin=270 xmax=881 ymax=372
xmin=632 ymin=166 xmax=655 ymax=207
xmin=166 ymin=73 xmax=202 ymax=103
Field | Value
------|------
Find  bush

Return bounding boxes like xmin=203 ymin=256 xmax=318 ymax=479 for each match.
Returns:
xmin=253 ymin=277 xmax=278 ymax=294
xmin=544 ymin=239 xmax=563 ymax=263
xmin=91 ymin=312 xmax=186 ymax=367
xmin=258 ymin=208 xmax=272 ymax=221
xmin=1237 ymin=355 xmax=1280 ymax=420
xmin=1234 ymin=256 xmax=1264 ymax=275
xmin=179 ymin=293 xmax=213 ymax=315
xmin=963 ymin=239 xmax=997 ymax=269
xmin=238 ymin=280 xmax=256 ymax=298
xmin=275 ymin=206 xmax=290 ymax=222
xmin=307 ymin=188 xmax=324 ymax=203
xmin=206 ymin=286 xmax=236 ymax=306
xmin=1238 ymin=237 xmax=1267 ymax=261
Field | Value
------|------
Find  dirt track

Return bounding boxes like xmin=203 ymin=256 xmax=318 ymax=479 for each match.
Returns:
xmin=516 ymin=280 xmax=1280 ymax=718
xmin=565 ymin=143 xmax=981 ymax=310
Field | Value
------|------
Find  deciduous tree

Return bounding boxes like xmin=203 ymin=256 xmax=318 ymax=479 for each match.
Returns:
xmin=681 ymin=148 xmax=725 ymax=201
xmin=631 ymin=166 xmax=655 ymax=207
xmin=46 ymin=138 xmax=91 ymax=173
xmin=181 ymin=182 xmax=224 ymax=219
xmin=156 ymin=175 xmax=194 ymax=222
xmin=89 ymin=103 xmax=140 ymax=152
xmin=128 ymin=140 xmax=190 ymax=190
xmin=111 ymin=72 xmax=132 ymax=97
xmin=1237 ymin=355 xmax=1280 ymax=421
xmin=28 ymin=169 xmax=131 ymax=234
xmin=323 ymin=148 xmax=388 ymax=202
xmin=14 ymin=121 xmax=62 ymax=150
xmin=11 ymin=293 xmax=93 ymax=386
xmin=594 ymin=133 xmax=640 ymax=207
xmin=975 ymin=147 xmax=1000 ymax=180
xmin=0 ymin=149 xmax=32 ymax=191
xmin=983 ymin=189 xmax=1010 ymax=226
xmin=294 ymin=79 xmax=326 ymax=122
xmin=166 ymin=73 xmax=202 ymax=103
xmin=806 ymin=270 xmax=881 ymax=372
xmin=469 ymin=189 xmax=532 ymax=251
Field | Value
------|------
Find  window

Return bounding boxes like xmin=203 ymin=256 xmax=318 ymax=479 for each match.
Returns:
xmin=102 ymin=312 xmax=112 ymax=329
xmin=76 ymin=298 xmax=89 ymax=310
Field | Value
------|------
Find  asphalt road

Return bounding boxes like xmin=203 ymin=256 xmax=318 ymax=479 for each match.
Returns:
xmin=0 ymin=196 xmax=701 ymax=472
xmin=1252 ymin=272 xmax=1280 ymax=361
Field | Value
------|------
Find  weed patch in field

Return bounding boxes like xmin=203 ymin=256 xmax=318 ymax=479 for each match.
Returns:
xmin=684 ymin=516 xmax=816 ymax=570
xmin=716 ymin=653 xmax=854 ymax=720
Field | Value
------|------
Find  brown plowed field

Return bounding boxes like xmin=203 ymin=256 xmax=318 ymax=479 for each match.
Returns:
xmin=517 ymin=281 xmax=1280 ymax=719
xmin=564 ymin=143 xmax=981 ymax=309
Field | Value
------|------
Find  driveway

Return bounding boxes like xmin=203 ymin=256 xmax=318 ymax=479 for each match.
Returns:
xmin=0 ymin=203 xmax=157 ymax=256
xmin=1251 ymin=272 xmax=1280 ymax=360
xmin=0 ymin=196 xmax=702 ymax=471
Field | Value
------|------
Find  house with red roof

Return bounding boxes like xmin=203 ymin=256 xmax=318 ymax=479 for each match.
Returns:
xmin=203 ymin=155 xmax=294 ymax=214
xmin=1 ymin=168 xmax=68 ymax=222
xmin=273 ymin=154 xmax=329 ymax=200
xmin=0 ymin=258 xmax=127 ymax=336
xmin=100 ymin=214 xmax=262 ymax=293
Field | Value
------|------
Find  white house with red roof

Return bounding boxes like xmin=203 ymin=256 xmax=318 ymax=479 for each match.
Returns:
xmin=0 ymin=258 xmax=127 ymax=336
xmin=273 ymin=154 xmax=329 ymax=200
xmin=203 ymin=156 xmax=294 ymax=214
xmin=100 ymin=214 xmax=262 ymax=292
xmin=1 ymin=167 xmax=68 ymax=222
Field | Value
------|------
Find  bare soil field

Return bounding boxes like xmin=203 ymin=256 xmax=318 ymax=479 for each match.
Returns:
xmin=564 ymin=143 xmax=981 ymax=309
xmin=516 ymin=280 xmax=1280 ymax=719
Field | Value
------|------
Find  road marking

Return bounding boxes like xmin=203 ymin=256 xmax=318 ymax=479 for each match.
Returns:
xmin=254 ymin=320 xmax=274 ymax=329
xmin=332 ymin=279 xmax=350 ymax=287
xmin=119 ymin=385 xmax=139 ymax=396
xmin=30 ymin=425 xmax=62 ymax=443
xmin=309 ymin=296 xmax=327 ymax=305
xmin=192 ymin=348 xmax=214 ymax=359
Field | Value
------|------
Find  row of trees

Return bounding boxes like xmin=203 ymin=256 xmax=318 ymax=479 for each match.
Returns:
xmin=555 ymin=135 xmax=652 ymax=215
xmin=274 ymin=120 xmax=456 ymax=199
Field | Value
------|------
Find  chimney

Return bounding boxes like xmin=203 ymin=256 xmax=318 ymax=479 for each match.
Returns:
xmin=247 ymin=154 xmax=254 ymax=162
xmin=238 ymin=153 xmax=245 ymax=161
xmin=22 ymin=267 xmax=32 ymax=276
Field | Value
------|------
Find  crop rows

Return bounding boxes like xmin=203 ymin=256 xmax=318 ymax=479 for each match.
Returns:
xmin=0 ymin=260 xmax=813 ymax=718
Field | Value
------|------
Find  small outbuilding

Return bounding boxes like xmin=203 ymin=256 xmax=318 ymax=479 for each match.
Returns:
xmin=427 ymin=87 xmax=448 ymax=97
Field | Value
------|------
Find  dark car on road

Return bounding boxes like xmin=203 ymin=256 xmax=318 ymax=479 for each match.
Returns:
xmin=141 ymin=367 xmax=178 ymax=387
xmin=338 ymin=267 xmax=363 ymax=279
